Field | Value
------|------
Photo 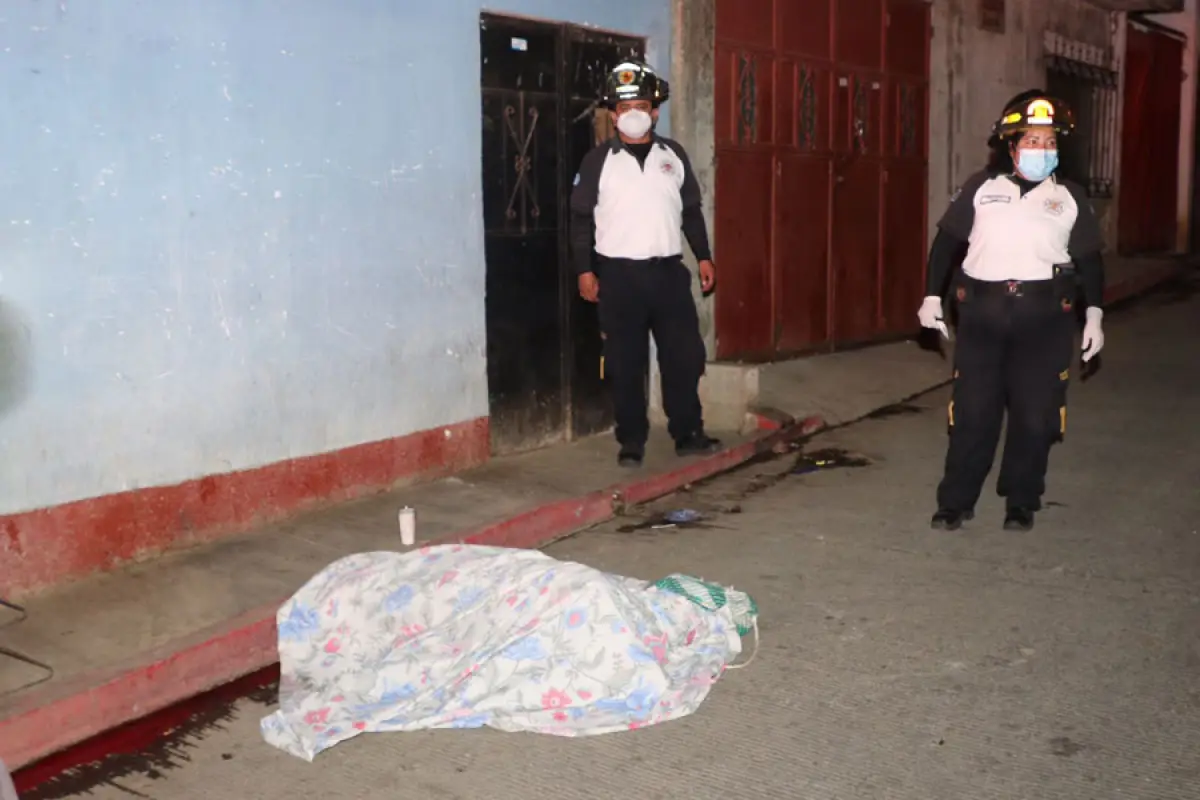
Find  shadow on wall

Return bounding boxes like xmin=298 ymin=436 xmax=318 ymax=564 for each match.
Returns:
xmin=0 ymin=300 xmax=33 ymax=418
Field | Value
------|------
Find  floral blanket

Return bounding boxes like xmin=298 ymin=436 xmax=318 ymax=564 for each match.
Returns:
xmin=260 ymin=545 xmax=744 ymax=761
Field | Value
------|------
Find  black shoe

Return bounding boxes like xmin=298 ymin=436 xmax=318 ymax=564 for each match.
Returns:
xmin=675 ymin=432 xmax=722 ymax=457
xmin=617 ymin=446 xmax=644 ymax=468
xmin=1003 ymin=507 xmax=1035 ymax=531
xmin=931 ymin=508 xmax=974 ymax=531
xmin=998 ymin=488 xmax=1042 ymax=513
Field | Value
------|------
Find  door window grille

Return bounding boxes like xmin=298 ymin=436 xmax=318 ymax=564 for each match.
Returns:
xmin=1044 ymin=33 xmax=1119 ymax=198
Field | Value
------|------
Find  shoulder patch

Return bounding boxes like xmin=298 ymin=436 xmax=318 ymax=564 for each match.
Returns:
xmin=573 ymin=173 xmax=581 ymax=187
xmin=949 ymin=186 xmax=962 ymax=203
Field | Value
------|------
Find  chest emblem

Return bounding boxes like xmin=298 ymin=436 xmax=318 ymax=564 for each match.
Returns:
xmin=1044 ymin=198 xmax=1065 ymax=216
xmin=659 ymin=161 xmax=675 ymax=175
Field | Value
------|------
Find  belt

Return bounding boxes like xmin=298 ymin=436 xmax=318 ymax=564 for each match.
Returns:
xmin=597 ymin=254 xmax=682 ymax=266
xmin=961 ymin=276 xmax=1058 ymax=298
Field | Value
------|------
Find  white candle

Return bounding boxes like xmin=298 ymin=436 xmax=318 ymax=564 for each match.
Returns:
xmin=398 ymin=506 xmax=416 ymax=547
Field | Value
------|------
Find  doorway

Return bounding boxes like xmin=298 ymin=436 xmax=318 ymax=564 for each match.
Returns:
xmin=479 ymin=13 xmax=643 ymax=454
xmin=1119 ymin=20 xmax=1184 ymax=255
xmin=712 ymin=0 xmax=930 ymax=360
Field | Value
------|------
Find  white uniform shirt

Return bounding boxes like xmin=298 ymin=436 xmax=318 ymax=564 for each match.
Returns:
xmin=594 ymin=143 xmax=684 ymax=260
xmin=569 ymin=137 xmax=711 ymax=274
xmin=938 ymin=171 xmax=1103 ymax=283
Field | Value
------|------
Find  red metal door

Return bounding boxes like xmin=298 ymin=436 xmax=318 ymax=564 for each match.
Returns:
xmin=714 ymin=0 xmax=778 ymax=360
xmin=830 ymin=0 xmax=885 ymax=345
xmin=881 ymin=0 xmax=930 ymax=334
xmin=714 ymin=0 xmax=929 ymax=359
xmin=1119 ymin=24 xmax=1184 ymax=255
xmin=772 ymin=1 xmax=835 ymax=353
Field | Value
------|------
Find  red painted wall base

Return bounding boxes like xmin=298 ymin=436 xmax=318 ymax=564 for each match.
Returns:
xmin=0 ymin=417 xmax=490 ymax=598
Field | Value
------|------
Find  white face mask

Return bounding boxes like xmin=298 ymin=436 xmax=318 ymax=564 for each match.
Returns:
xmin=616 ymin=109 xmax=653 ymax=139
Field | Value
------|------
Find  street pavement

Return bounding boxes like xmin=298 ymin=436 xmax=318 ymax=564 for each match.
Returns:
xmin=26 ymin=273 xmax=1200 ymax=800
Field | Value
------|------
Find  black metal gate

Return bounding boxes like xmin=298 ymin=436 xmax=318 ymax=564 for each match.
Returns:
xmin=480 ymin=13 xmax=643 ymax=454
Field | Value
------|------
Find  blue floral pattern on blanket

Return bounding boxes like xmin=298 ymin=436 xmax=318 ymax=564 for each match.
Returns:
xmin=260 ymin=545 xmax=742 ymax=761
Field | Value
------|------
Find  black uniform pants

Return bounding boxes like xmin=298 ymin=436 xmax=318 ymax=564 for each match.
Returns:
xmin=597 ymin=256 xmax=706 ymax=447
xmin=936 ymin=277 xmax=1076 ymax=512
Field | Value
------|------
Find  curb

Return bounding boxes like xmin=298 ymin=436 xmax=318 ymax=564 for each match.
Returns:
xmin=0 ymin=414 xmax=825 ymax=771
xmin=0 ymin=606 xmax=279 ymax=773
xmin=2 ymin=261 xmax=1184 ymax=771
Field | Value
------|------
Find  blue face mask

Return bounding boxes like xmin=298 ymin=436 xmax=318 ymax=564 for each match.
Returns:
xmin=1016 ymin=148 xmax=1058 ymax=182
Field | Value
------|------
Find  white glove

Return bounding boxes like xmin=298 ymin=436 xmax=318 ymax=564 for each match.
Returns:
xmin=917 ymin=296 xmax=949 ymax=339
xmin=1081 ymin=307 xmax=1104 ymax=362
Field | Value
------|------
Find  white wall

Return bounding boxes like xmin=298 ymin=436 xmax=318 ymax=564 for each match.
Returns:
xmin=0 ymin=0 xmax=673 ymax=515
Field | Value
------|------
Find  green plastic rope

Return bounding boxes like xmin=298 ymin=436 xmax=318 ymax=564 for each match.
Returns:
xmin=653 ymin=573 xmax=759 ymax=638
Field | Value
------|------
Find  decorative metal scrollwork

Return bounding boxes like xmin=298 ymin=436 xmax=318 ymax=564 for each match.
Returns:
xmin=503 ymin=104 xmax=541 ymax=232
xmin=797 ymin=67 xmax=818 ymax=150
xmin=899 ymin=84 xmax=918 ymax=156
xmin=852 ymin=79 xmax=868 ymax=153
xmin=737 ymin=54 xmax=758 ymax=144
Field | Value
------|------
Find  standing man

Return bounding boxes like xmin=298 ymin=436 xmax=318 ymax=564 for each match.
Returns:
xmin=570 ymin=60 xmax=719 ymax=468
xmin=917 ymin=90 xmax=1106 ymax=532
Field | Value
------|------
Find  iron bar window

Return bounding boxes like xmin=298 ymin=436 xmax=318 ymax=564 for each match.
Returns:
xmin=1045 ymin=53 xmax=1119 ymax=198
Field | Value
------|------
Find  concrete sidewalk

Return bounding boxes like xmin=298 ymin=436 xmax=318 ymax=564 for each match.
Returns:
xmin=0 ymin=254 xmax=1188 ymax=771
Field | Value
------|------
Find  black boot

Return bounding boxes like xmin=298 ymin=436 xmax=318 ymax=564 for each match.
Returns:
xmin=675 ymin=432 xmax=721 ymax=457
xmin=1003 ymin=507 xmax=1035 ymax=531
xmin=931 ymin=508 xmax=974 ymax=531
xmin=617 ymin=444 xmax=644 ymax=468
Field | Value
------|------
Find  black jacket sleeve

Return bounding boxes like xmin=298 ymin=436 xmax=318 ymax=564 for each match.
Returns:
xmin=1062 ymin=179 xmax=1106 ymax=309
xmin=1072 ymin=251 xmax=1106 ymax=310
xmin=569 ymin=145 xmax=608 ymax=276
xmin=923 ymin=170 xmax=989 ymax=296
xmin=658 ymin=138 xmax=713 ymax=261
xmin=924 ymin=228 xmax=969 ymax=297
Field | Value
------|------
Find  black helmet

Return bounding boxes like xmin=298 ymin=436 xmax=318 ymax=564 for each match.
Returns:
xmin=991 ymin=89 xmax=1074 ymax=141
xmin=602 ymin=60 xmax=670 ymax=108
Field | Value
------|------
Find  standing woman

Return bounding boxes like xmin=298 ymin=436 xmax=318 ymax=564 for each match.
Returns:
xmin=917 ymin=90 xmax=1107 ymax=532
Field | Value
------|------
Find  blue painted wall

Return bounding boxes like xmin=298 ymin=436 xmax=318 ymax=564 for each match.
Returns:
xmin=0 ymin=0 xmax=672 ymax=514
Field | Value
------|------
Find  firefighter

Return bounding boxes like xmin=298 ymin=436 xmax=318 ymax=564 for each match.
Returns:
xmin=917 ymin=90 xmax=1106 ymax=532
xmin=569 ymin=61 xmax=719 ymax=468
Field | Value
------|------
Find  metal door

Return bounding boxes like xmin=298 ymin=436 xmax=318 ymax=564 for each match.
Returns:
xmin=1119 ymin=23 xmax=1183 ymax=255
xmin=773 ymin=2 xmax=835 ymax=353
xmin=481 ymin=14 xmax=643 ymax=455
xmin=881 ymin=0 xmax=930 ymax=333
xmin=481 ymin=15 xmax=564 ymax=454
xmin=714 ymin=27 xmax=777 ymax=360
xmin=830 ymin=0 xmax=885 ymax=345
xmin=713 ymin=0 xmax=929 ymax=360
